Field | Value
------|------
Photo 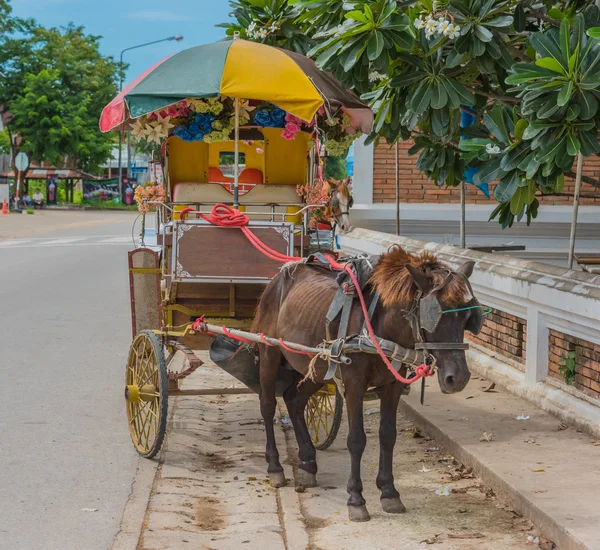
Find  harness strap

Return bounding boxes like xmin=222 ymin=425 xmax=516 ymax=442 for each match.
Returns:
xmin=324 ymin=290 xmax=354 ymax=380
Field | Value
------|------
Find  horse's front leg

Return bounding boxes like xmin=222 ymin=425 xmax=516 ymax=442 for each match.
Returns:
xmin=259 ymin=345 xmax=286 ymax=487
xmin=376 ymin=381 xmax=406 ymax=513
xmin=345 ymin=382 xmax=370 ymax=521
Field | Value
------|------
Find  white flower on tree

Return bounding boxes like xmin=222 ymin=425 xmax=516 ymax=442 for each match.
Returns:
xmin=486 ymin=143 xmax=501 ymax=154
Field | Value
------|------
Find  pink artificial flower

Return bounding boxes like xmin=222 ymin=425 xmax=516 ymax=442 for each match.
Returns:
xmin=281 ymin=129 xmax=296 ymax=140
xmin=256 ymin=147 xmax=264 ymax=154
xmin=285 ymin=121 xmax=301 ymax=133
xmin=318 ymin=106 xmax=326 ymax=116
xmin=148 ymin=112 xmax=158 ymax=121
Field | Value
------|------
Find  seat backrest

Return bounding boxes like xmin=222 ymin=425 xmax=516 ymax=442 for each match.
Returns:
xmin=208 ymin=167 xmax=229 ymax=183
xmin=241 ymin=184 xmax=300 ymax=205
xmin=173 ymin=182 xmax=234 ymax=203
xmin=239 ymin=168 xmax=263 ymax=185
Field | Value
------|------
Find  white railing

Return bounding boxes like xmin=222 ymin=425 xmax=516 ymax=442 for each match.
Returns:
xmin=339 ymin=228 xmax=600 ymax=438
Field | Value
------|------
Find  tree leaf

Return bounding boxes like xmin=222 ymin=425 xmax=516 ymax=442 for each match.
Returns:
xmin=459 ymin=138 xmax=491 ymax=151
xmin=559 ymin=17 xmax=570 ymax=61
xmin=530 ymin=33 xmax=567 ymax=70
xmin=557 ymin=81 xmax=574 ymax=106
xmin=411 ymin=81 xmax=434 ymax=113
xmin=430 ymin=81 xmax=448 ymax=109
xmin=486 ymin=16 xmax=513 ymax=28
xmin=389 ymin=72 xmax=424 ymax=88
xmin=473 ymin=157 xmax=505 ymax=185
xmin=566 ymin=133 xmax=581 ymax=156
xmin=484 ymin=104 xmax=511 ymax=143
xmin=514 ymin=5 xmax=526 ymax=32
xmin=367 ymin=31 xmax=384 ymax=61
xmin=475 ymin=25 xmax=493 ymax=42
xmin=345 ymin=10 xmax=368 ymax=23
xmin=494 ymin=172 xmax=521 ymax=202
xmin=587 ymin=27 xmax=600 ymax=39
xmin=577 ymin=91 xmax=598 ymax=119
xmin=514 ymin=119 xmax=528 ymax=140
xmin=535 ymin=57 xmax=565 ymax=73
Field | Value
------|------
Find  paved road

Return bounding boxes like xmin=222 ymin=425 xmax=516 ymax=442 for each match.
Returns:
xmin=0 ymin=212 xmax=147 ymax=549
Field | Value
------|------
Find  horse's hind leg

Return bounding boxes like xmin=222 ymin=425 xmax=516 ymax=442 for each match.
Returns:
xmin=376 ymin=381 xmax=406 ymax=513
xmin=345 ymin=382 xmax=370 ymax=521
xmin=259 ymin=345 xmax=286 ymax=487
xmin=282 ymin=377 xmax=320 ymax=488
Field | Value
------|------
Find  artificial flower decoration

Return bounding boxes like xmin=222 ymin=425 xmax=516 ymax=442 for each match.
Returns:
xmin=131 ymin=118 xmax=147 ymax=138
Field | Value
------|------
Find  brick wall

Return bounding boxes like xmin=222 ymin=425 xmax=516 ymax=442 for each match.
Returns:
xmin=374 ymin=140 xmax=600 ymax=205
xmin=466 ymin=308 xmax=526 ymax=369
xmin=548 ymin=330 xmax=600 ymax=400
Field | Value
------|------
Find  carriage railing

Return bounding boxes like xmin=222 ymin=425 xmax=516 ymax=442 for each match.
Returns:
xmin=150 ymin=201 xmax=329 ymax=258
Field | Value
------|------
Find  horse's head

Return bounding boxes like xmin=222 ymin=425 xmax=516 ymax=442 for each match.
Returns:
xmin=324 ymin=177 xmax=353 ymax=233
xmin=371 ymin=248 xmax=483 ymax=394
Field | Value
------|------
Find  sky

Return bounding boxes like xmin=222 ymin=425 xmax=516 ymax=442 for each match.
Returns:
xmin=10 ymin=0 xmax=232 ymax=85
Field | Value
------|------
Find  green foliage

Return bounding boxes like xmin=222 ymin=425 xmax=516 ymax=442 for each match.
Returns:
xmin=0 ymin=129 xmax=10 ymax=155
xmin=0 ymin=22 xmax=121 ymax=174
xmin=558 ymin=350 xmax=577 ymax=385
xmin=218 ymin=0 xmax=314 ymax=53
xmin=324 ymin=156 xmax=348 ymax=179
xmin=220 ymin=0 xmax=600 ymax=228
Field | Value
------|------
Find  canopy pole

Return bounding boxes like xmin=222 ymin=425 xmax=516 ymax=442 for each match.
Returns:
xmin=460 ymin=180 xmax=466 ymax=248
xmin=233 ymin=98 xmax=240 ymax=208
xmin=568 ymin=152 xmax=584 ymax=269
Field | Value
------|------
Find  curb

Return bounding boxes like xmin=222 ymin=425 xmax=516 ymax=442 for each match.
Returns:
xmin=110 ymin=456 xmax=159 ymax=550
xmin=398 ymin=398 xmax=588 ymax=550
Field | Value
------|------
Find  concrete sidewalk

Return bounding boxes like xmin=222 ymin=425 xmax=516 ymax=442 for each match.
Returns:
xmin=118 ymin=356 xmax=553 ymax=550
xmin=399 ymin=374 xmax=600 ymax=550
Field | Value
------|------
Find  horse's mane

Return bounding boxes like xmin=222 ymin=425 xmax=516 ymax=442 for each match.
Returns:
xmin=370 ymin=246 xmax=471 ymax=308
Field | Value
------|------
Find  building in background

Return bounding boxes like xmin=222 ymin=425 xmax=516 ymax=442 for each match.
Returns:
xmin=352 ymin=137 xmax=600 ymax=266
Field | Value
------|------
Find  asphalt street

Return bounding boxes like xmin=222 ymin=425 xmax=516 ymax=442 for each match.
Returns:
xmin=0 ymin=211 xmax=146 ymax=549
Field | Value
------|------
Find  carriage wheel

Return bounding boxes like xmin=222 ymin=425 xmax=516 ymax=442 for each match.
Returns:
xmin=305 ymin=383 xmax=343 ymax=451
xmin=125 ymin=330 xmax=168 ymax=458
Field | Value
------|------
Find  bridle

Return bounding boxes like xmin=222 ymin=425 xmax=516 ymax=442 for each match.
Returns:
xmin=403 ymin=268 xmax=474 ymax=369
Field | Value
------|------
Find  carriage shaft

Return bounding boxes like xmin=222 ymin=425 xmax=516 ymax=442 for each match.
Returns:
xmin=200 ymin=323 xmax=351 ymax=364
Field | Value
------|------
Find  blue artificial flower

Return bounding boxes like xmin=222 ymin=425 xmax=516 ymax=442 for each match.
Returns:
xmin=253 ymin=109 xmax=273 ymax=127
xmin=173 ymin=126 xmax=193 ymax=142
xmin=270 ymin=107 xmax=286 ymax=128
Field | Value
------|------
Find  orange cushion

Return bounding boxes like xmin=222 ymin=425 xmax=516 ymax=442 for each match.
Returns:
xmin=208 ymin=167 xmax=229 ymax=183
xmin=239 ymin=168 xmax=263 ymax=185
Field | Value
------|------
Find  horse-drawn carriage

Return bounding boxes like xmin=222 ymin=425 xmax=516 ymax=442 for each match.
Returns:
xmin=100 ymin=37 xmax=370 ymax=458
xmin=102 ymin=37 xmax=483 ymax=521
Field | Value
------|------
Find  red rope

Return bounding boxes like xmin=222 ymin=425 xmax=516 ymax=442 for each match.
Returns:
xmin=185 ymin=204 xmax=433 ymax=385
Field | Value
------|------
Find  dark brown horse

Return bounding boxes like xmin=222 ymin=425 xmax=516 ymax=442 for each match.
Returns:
xmin=253 ymin=246 xmax=482 ymax=521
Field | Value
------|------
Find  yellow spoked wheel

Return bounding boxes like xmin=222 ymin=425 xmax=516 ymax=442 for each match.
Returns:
xmin=305 ymin=384 xmax=343 ymax=451
xmin=125 ymin=330 xmax=168 ymax=458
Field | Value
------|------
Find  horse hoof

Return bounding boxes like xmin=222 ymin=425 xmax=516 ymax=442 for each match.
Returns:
xmin=381 ymin=497 xmax=406 ymax=514
xmin=348 ymin=505 xmax=371 ymax=522
xmin=269 ymin=471 xmax=286 ymax=488
xmin=297 ymin=469 xmax=317 ymax=488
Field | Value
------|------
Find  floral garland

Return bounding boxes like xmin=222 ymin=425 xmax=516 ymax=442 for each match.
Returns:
xmin=134 ymin=182 xmax=166 ymax=213
xmin=296 ymin=179 xmax=331 ymax=228
xmin=130 ymin=96 xmax=361 ymax=156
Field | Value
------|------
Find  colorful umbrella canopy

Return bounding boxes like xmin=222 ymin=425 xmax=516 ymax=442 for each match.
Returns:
xmin=100 ymin=38 xmax=372 ymax=134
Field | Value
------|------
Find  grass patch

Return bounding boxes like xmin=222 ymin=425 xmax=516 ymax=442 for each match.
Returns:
xmin=26 ymin=208 xmax=35 ymax=215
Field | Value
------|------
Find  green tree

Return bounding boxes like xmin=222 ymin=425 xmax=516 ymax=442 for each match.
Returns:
xmin=222 ymin=0 xmax=600 ymax=227
xmin=0 ymin=19 xmax=121 ymax=187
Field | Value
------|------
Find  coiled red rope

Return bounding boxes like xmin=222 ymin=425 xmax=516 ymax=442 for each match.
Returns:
xmin=182 ymin=204 xmax=433 ymax=385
